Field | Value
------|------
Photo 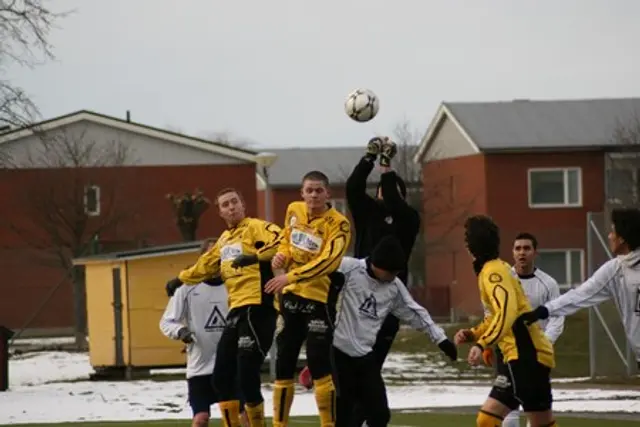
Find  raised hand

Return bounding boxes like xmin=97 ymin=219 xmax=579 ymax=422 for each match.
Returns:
xmin=379 ymin=138 xmax=397 ymax=167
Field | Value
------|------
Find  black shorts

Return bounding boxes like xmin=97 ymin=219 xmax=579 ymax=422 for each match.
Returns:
xmin=489 ymin=356 xmax=552 ymax=412
xmin=188 ymin=374 xmax=218 ymax=416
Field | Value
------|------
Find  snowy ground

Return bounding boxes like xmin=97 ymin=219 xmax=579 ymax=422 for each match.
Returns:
xmin=1 ymin=351 xmax=640 ymax=425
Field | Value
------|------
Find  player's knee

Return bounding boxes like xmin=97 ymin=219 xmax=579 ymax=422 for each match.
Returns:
xmin=306 ymin=350 xmax=332 ymax=379
xmin=237 ymin=354 xmax=264 ymax=404
xmin=191 ymin=412 xmax=209 ymax=427
xmin=476 ymin=410 xmax=503 ymax=427
xmin=211 ymin=370 xmax=233 ymax=399
xmin=305 ymin=336 xmax=333 ymax=379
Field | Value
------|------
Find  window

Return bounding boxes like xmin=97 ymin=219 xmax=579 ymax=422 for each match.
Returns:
xmin=84 ymin=185 xmax=101 ymax=216
xmin=536 ymin=249 xmax=584 ymax=290
xmin=331 ymin=198 xmax=347 ymax=215
xmin=528 ymin=168 xmax=582 ymax=208
xmin=606 ymin=168 xmax=640 ymax=204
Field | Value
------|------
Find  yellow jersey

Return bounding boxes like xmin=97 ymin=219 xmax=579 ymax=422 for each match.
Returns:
xmin=471 ymin=259 xmax=555 ymax=368
xmin=178 ymin=217 xmax=282 ymax=310
xmin=278 ymin=201 xmax=351 ymax=303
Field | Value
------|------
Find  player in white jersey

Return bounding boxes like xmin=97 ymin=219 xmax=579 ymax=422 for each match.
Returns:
xmin=332 ymin=236 xmax=457 ymax=427
xmin=496 ymin=232 xmax=564 ymax=427
xmin=521 ymin=208 xmax=640 ymax=363
xmin=160 ymin=241 xmax=248 ymax=427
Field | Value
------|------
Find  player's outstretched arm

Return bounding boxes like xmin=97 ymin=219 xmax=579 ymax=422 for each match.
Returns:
xmin=539 ymin=259 xmax=616 ymax=319
xmin=232 ymin=220 xmax=283 ymax=268
xmin=178 ymin=242 xmax=222 ymax=284
xmin=346 ymin=138 xmax=381 ymax=218
xmin=254 ymin=221 xmax=283 ymax=261
xmin=390 ymin=282 xmax=457 ymax=361
xmin=272 ymin=209 xmax=294 ymax=270
xmin=542 ymin=277 xmax=565 ymax=343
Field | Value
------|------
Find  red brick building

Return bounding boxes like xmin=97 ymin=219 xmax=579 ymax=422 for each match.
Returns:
xmin=412 ymin=98 xmax=640 ymax=316
xmin=0 ymin=110 xmax=259 ymax=334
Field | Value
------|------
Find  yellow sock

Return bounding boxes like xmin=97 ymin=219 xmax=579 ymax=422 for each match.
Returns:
xmin=219 ymin=400 xmax=241 ymax=427
xmin=476 ymin=410 xmax=502 ymax=427
xmin=244 ymin=402 xmax=265 ymax=427
xmin=313 ymin=375 xmax=336 ymax=427
xmin=272 ymin=379 xmax=295 ymax=427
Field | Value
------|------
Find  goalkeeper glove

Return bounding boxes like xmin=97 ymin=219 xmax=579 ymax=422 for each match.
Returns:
xmin=177 ymin=327 xmax=194 ymax=344
xmin=379 ymin=138 xmax=397 ymax=167
xmin=365 ymin=137 xmax=383 ymax=162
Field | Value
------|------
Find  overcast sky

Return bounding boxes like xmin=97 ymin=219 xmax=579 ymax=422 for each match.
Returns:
xmin=6 ymin=0 xmax=640 ymax=149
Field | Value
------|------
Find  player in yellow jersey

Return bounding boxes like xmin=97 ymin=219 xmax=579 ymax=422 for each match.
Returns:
xmin=264 ymin=170 xmax=351 ymax=427
xmin=454 ymin=215 xmax=558 ymax=427
xmin=166 ymin=188 xmax=282 ymax=427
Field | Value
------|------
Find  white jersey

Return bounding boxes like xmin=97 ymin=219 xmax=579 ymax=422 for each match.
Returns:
xmin=544 ymin=250 xmax=640 ymax=359
xmin=159 ymin=282 xmax=229 ymax=378
xmin=511 ymin=267 xmax=565 ymax=343
xmin=333 ymin=257 xmax=447 ymax=357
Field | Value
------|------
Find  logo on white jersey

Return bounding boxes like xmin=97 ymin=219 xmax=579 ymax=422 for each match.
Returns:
xmin=204 ymin=305 xmax=226 ymax=331
xmin=220 ymin=243 xmax=243 ymax=262
xmin=290 ymin=229 xmax=322 ymax=253
xmin=359 ymin=294 xmax=378 ymax=319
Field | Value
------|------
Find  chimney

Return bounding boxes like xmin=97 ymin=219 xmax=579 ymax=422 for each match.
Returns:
xmin=126 ymin=110 xmax=131 ymax=122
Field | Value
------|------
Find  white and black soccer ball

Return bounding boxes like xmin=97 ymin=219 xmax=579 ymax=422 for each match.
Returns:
xmin=344 ymin=89 xmax=379 ymax=122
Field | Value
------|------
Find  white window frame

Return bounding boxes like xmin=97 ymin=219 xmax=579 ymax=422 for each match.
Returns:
xmin=330 ymin=198 xmax=347 ymax=215
xmin=527 ymin=167 xmax=583 ymax=208
xmin=536 ymin=249 xmax=584 ymax=290
xmin=84 ymin=185 xmax=101 ymax=217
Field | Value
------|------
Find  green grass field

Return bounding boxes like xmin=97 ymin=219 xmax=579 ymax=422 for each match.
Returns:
xmin=2 ymin=411 xmax=638 ymax=427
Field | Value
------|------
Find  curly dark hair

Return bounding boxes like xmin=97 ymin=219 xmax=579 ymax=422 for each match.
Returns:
xmin=464 ymin=215 xmax=500 ymax=274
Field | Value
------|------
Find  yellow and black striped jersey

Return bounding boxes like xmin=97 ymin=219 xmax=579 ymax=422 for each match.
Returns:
xmin=278 ymin=201 xmax=351 ymax=303
xmin=471 ymin=259 xmax=555 ymax=368
xmin=178 ymin=217 xmax=281 ymax=310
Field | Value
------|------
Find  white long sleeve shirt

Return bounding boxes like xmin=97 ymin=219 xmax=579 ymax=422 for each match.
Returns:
xmin=159 ymin=282 xmax=229 ymax=378
xmin=544 ymin=250 xmax=640 ymax=359
xmin=333 ymin=257 xmax=447 ymax=357
xmin=512 ymin=267 xmax=565 ymax=343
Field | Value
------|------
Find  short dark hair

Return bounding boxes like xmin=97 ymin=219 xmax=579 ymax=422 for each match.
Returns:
xmin=464 ymin=215 xmax=500 ymax=270
xmin=215 ymin=188 xmax=243 ymax=206
xmin=302 ymin=170 xmax=329 ymax=187
xmin=514 ymin=232 xmax=538 ymax=250
xmin=611 ymin=208 xmax=640 ymax=251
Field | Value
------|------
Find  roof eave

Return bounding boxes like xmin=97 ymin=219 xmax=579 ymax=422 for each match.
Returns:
xmin=0 ymin=110 xmax=259 ymax=163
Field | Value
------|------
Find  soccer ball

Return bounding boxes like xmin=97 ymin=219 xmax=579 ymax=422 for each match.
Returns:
xmin=344 ymin=89 xmax=379 ymax=122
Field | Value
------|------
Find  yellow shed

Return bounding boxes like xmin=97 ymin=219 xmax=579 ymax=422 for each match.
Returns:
xmin=73 ymin=241 xmax=208 ymax=376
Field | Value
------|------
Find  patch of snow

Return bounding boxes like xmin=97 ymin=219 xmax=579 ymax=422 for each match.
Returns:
xmin=2 ymin=351 xmax=639 ymax=425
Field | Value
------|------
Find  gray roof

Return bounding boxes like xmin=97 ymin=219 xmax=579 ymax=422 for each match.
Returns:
xmin=445 ymin=97 xmax=640 ymax=150
xmin=265 ymin=146 xmax=383 ymax=187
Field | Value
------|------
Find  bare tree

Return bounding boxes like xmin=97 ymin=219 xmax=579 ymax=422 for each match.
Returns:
xmin=0 ymin=1 xmax=68 ymax=127
xmin=390 ymin=119 xmax=474 ymax=287
xmin=166 ymin=189 xmax=211 ymax=241
xmin=0 ymin=126 xmax=142 ymax=348
xmin=198 ymin=129 xmax=256 ymax=149
xmin=605 ymin=117 xmax=640 ymax=207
